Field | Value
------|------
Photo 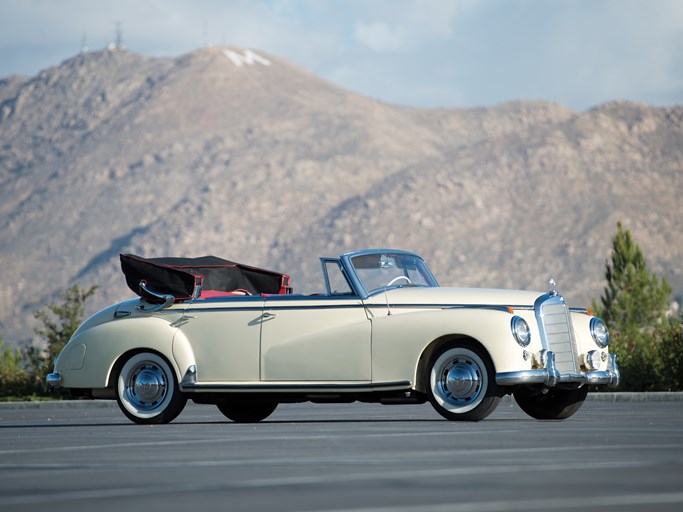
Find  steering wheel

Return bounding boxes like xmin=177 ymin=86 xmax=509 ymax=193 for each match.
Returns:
xmin=386 ymin=275 xmax=412 ymax=287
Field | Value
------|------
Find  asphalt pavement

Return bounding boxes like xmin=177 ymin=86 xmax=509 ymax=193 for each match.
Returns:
xmin=1 ymin=397 xmax=682 ymax=512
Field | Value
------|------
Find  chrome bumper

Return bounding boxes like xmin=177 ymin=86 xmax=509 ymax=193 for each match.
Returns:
xmin=496 ymin=352 xmax=620 ymax=388
xmin=46 ymin=372 xmax=63 ymax=388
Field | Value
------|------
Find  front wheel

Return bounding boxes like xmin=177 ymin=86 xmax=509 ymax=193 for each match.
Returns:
xmin=217 ymin=399 xmax=278 ymax=423
xmin=513 ymin=385 xmax=588 ymax=420
xmin=427 ymin=342 xmax=501 ymax=421
xmin=116 ymin=352 xmax=187 ymax=424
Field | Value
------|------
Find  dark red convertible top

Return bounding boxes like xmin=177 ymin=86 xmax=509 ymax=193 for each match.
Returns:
xmin=120 ymin=254 xmax=291 ymax=303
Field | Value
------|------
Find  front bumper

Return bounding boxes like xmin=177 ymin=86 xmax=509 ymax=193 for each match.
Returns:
xmin=46 ymin=372 xmax=62 ymax=388
xmin=496 ymin=352 xmax=620 ymax=388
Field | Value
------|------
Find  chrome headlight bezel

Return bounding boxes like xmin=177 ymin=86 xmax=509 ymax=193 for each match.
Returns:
xmin=511 ymin=316 xmax=531 ymax=347
xmin=590 ymin=317 xmax=610 ymax=348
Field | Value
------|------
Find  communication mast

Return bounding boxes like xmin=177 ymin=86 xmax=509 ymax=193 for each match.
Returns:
xmin=108 ymin=21 xmax=125 ymax=51
xmin=115 ymin=21 xmax=124 ymax=50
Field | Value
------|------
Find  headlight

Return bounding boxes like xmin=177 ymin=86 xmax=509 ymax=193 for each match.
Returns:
xmin=511 ymin=316 xmax=531 ymax=347
xmin=590 ymin=317 xmax=609 ymax=348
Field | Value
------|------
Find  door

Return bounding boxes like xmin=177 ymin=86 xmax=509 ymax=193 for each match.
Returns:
xmin=175 ymin=296 xmax=265 ymax=382
xmin=260 ymin=297 xmax=371 ymax=381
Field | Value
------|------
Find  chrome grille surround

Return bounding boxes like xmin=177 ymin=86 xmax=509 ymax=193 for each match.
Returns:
xmin=534 ymin=294 xmax=579 ymax=374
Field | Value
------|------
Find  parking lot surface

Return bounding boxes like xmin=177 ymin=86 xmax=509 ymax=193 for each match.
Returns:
xmin=1 ymin=399 xmax=682 ymax=512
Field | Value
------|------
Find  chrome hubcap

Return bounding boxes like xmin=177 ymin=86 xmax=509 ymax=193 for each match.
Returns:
xmin=439 ymin=356 xmax=482 ymax=404
xmin=126 ymin=363 xmax=168 ymax=410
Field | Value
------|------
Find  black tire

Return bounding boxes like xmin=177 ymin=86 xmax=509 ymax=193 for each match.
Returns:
xmin=513 ymin=385 xmax=588 ymax=420
xmin=115 ymin=352 xmax=187 ymax=425
xmin=427 ymin=342 xmax=501 ymax=421
xmin=217 ymin=399 xmax=278 ymax=423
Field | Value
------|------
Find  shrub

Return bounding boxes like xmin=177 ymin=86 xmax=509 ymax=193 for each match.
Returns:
xmin=653 ymin=323 xmax=683 ymax=391
xmin=0 ymin=283 xmax=98 ymax=399
xmin=0 ymin=337 xmax=33 ymax=399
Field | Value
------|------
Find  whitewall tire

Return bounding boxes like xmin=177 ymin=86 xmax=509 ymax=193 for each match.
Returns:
xmin=116 ymin=352 xmax=187 ymax=424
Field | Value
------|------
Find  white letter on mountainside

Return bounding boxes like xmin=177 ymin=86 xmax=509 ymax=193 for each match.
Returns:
xmin=223 ymin=49 xmax=272 ymax=67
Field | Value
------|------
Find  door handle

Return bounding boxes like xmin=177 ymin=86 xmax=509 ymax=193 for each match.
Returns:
xmin=262 ymin=311 xmax=278 ymax=319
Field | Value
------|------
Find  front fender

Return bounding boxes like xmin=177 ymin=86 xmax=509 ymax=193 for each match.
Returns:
xmin=370 ymin=308 xmax=533 ymax=390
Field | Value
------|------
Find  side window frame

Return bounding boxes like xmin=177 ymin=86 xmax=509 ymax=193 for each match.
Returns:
xmin=320 ymin=258 xmax=355 ymax=296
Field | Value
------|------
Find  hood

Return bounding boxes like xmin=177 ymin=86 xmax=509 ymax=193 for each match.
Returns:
xmin=374 ymin=286 xmax=545 ymax=307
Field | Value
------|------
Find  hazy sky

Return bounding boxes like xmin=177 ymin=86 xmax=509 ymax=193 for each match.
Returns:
xmin=1 ymin=0 xmax=682 ymax=110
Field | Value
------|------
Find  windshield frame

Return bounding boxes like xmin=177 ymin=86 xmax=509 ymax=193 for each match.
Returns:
xmin=339 ymin=249 xmax=439 ymax=298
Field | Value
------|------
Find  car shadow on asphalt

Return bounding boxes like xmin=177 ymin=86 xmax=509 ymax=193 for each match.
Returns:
xmin=0 ymin=417 xmax=531 ymax=429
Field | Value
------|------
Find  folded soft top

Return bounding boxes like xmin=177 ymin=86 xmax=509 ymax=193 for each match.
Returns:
xmin=120 ymin=254 xmax=291 ymax=302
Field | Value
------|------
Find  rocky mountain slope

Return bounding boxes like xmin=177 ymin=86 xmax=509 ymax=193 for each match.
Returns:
xmin=1 ymin=46 xmax=681 ymax=344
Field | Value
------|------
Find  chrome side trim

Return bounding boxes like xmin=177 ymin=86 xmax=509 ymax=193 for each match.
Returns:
xmin=184 ymin=302 xmax=363 ymax=315
xmin=184 ymin=301 xmax=524 ymax=315
xmin=180 ymin=380 xmax=412 ymax=393
xmin=495 ymin=351 xmax=620 ymax=388
xmin=366 ymin=303 xmax=515 ymax=312
xmin=46 ymin=372 xmax=62 ymax=388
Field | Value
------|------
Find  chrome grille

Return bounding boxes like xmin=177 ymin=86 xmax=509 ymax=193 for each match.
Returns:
xmin=536 ymin=296 xmax=578 ymax=373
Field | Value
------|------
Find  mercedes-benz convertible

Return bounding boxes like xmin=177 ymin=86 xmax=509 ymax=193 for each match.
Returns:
xmin=47 ymin=249 xmax=619 ymax=424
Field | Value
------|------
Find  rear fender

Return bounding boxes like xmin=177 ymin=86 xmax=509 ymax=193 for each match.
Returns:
xmin=55 ymin=316 xmax=182 ymax=389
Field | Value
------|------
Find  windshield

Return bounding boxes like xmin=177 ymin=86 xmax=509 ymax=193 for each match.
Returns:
xmin=350 ymin=252 xmax=438 ymax=293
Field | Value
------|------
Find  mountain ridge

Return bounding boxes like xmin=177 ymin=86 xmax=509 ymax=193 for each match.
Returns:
xmin=0 ymin=46 xmax=681 ymax=345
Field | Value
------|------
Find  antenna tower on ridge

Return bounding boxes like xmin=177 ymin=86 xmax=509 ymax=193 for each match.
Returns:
xmin=108 ymin=21 xmax=125 ymax=51
xmin=115 ymin=21 xmax=124 ymax=50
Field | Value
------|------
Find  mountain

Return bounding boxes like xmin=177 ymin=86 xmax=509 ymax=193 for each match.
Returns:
xmin=0 ymin=46 xmax=681 ymax=345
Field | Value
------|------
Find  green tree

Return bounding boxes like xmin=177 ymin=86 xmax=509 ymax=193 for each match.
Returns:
xmin=593 ymin=222 xmax=679 ymax=391
xmin=595 ymin=222 xmax=671 ymax=333
xmin=25 ymin=283 xmax=98 ymax=391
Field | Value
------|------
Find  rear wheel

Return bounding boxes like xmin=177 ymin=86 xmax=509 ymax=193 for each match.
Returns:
xmin=217 ymin=400 xmax=278 ymax=423
xmin=513 ymin=385 xmax=588 ymax=420
xmin=427 ymin=342 xmax=500 ymax=421
xmin=116 ymin=352 xmax=187 ymax=424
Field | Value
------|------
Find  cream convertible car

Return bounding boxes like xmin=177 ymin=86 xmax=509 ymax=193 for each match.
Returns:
xmin=48 ymin=249 xmax=619 ymax=424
